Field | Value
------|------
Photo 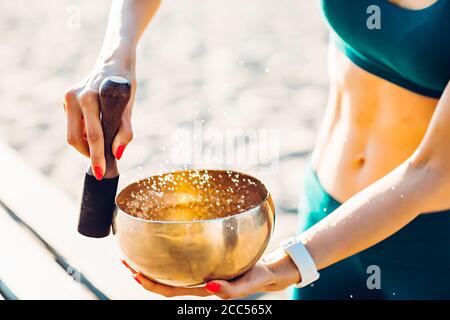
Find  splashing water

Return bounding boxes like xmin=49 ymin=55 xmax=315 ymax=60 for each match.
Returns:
xmin=117 ymin=170 xmax=267 ymax=222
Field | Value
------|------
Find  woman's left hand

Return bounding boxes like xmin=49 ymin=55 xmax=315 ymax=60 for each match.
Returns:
xmin=121 ymin=253 xmax=300 ymax=299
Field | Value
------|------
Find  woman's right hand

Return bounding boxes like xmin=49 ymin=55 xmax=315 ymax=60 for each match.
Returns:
xmin=63 ymin=58 xmax=136 ymax=180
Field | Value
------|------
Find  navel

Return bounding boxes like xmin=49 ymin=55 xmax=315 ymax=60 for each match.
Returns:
xmin=355 ymin=155 xmax=366 ymax=168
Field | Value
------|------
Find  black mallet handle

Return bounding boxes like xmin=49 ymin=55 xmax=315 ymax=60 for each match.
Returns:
xmin=78 ymin=76 xmax=131 ymax=238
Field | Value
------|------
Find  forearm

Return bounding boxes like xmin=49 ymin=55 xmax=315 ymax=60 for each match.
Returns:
xmin=97 ymin=0 xmax=161 ymax=67
xmin=300 ymin=157 xmax=442 ymax=271
xmin=270 ymin=82 xmax=450 ymax=285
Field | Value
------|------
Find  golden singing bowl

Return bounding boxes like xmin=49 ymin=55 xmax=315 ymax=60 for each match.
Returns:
xmin=113 ymin=169 xmax=275 ymax=287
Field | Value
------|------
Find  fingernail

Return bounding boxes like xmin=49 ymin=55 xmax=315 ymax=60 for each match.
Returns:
xmin=205 ymin=282 xmax=221 ymax=293
xmin=115 ymin=144 xmax=126 ymax=160
xmin=121 ymin=259 xmax=129 ymax=269
xmin=134 ymin=275 xmax=142 ymax=285
xmin=93 ymin=166 xmax=103 ymax=180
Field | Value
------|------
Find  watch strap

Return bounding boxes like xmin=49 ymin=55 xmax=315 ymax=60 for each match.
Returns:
xmin=283 ymin=239 xmax=320 ymax=288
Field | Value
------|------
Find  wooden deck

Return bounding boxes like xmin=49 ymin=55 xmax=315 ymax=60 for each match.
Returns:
xmin=0 ymin=141 xmax=299 ymax=300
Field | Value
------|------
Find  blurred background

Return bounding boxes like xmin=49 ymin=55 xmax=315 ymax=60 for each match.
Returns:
xmin=0 ymin=0 xmax=328 ymax=299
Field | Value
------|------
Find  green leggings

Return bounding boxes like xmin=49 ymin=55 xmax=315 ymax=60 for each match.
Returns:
xmin=291 ymin=167 xmax=450 ymax=300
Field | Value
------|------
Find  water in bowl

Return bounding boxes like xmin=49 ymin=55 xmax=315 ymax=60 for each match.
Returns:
xmin=117 ymin=170 xmax=267 ymax=221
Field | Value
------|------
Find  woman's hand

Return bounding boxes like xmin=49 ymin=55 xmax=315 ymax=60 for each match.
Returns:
xmin=121 ymin=252 xmax=301 ymax=299
xmin=63 ymin=56 xmax=136 ymax=180
xmin=62 ymin=0 xmax=161 ymax=180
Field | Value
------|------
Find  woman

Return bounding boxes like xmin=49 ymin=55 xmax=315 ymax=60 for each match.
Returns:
xmin=63 ymin=0 xmax=450 ymax=299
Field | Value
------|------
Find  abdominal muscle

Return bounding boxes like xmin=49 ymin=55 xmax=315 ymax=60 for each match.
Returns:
xmin=311 ymin=44 xmax=439 ymax=203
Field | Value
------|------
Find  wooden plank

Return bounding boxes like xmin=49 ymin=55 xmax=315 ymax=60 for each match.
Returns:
xmin=0 ymin=142 xmax=295 ymax=300
xmin=0 ymin=279 xmax=17 ymax=300
xmin=0 ymin=141 xmax=171 ymax=300
xmin=0 ymin=206 xmax=96 ymax=300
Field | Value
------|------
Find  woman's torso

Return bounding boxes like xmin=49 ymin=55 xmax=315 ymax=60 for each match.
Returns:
xmin=312 ymin=0 xmax=450 ymax=202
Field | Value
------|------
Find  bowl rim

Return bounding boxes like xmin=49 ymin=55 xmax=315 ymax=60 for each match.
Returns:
xmin=115 ymin=169 xmax=273 ymax=225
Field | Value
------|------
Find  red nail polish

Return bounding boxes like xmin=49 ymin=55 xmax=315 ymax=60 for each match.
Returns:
xmin=116 ymin=144 xmax=126 ymax=160
xmin=121 ymin=259 xmax=129 ymax=269
xmin=205 ymin=282 xmax=221 ymax=293
xmin=93 ymin=166 xmax=103 ymax=180
xmin=134 ymin=275 xmax=142 ymax=285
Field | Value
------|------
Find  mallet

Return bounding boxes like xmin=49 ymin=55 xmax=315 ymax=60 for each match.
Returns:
xmin=78 ymin=76 xmax=131 ymax=238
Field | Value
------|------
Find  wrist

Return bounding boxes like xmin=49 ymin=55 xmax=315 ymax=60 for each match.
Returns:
xmin=97 ymin=41 xmax=136 ymax=71
xmin=264 ymin=252 xmax=301 ymax=287
xmin=264 ymin=236 xmax=320 ymax=288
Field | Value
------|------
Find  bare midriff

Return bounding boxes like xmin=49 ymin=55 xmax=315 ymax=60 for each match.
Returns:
xmin=312 ymin=44 xmax=439 ymax=202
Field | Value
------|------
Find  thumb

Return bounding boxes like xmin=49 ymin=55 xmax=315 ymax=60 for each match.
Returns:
xmin=112 ymin=120 xmax=133 ymax=160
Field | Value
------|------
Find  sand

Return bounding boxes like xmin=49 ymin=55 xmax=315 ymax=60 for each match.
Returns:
xmin=0 ymin=0 xmax=328 ymax=299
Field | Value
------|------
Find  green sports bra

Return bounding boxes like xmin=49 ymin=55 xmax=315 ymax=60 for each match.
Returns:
xmin=320 ymin=0 xmax=450 ymax=98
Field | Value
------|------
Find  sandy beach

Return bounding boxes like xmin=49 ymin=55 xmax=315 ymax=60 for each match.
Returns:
xmin=0 ymin=0 xmax=328 ymax=299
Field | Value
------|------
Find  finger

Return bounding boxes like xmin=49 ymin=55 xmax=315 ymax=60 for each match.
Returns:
xmin=205 ymin=267 xmax=271 ymax=299
xmin=81 ymin=116 xmax=87 ymax=141
xmin=63 ymin=89 xmax=76 ymax=111
xmin=64 ymin=97 xmax=89 ymax=157
xmin=121 ymin=259 xmax=210 ymax=297
xmin=134 ymin=273 xmax=211 ymax=297
xmin=112 ymin=118 xmax=133 ymax=160
xmin=80 ymin=91 xmax=105 ymax=180
xmin=204 ymin=280 xmax=235 ymax=299
xmin=206 ymin=279 xmax=256 ymax=300
xmin=121 ymin=259 xmax=137 ymax=274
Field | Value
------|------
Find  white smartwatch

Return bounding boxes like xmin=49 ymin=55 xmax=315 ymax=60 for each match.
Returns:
xmin=264 ymin=237 xmax=320 ymax=288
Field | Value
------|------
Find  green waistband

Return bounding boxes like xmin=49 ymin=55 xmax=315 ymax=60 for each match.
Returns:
xmin=298 ymin=165 xmax=450 ymax=239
